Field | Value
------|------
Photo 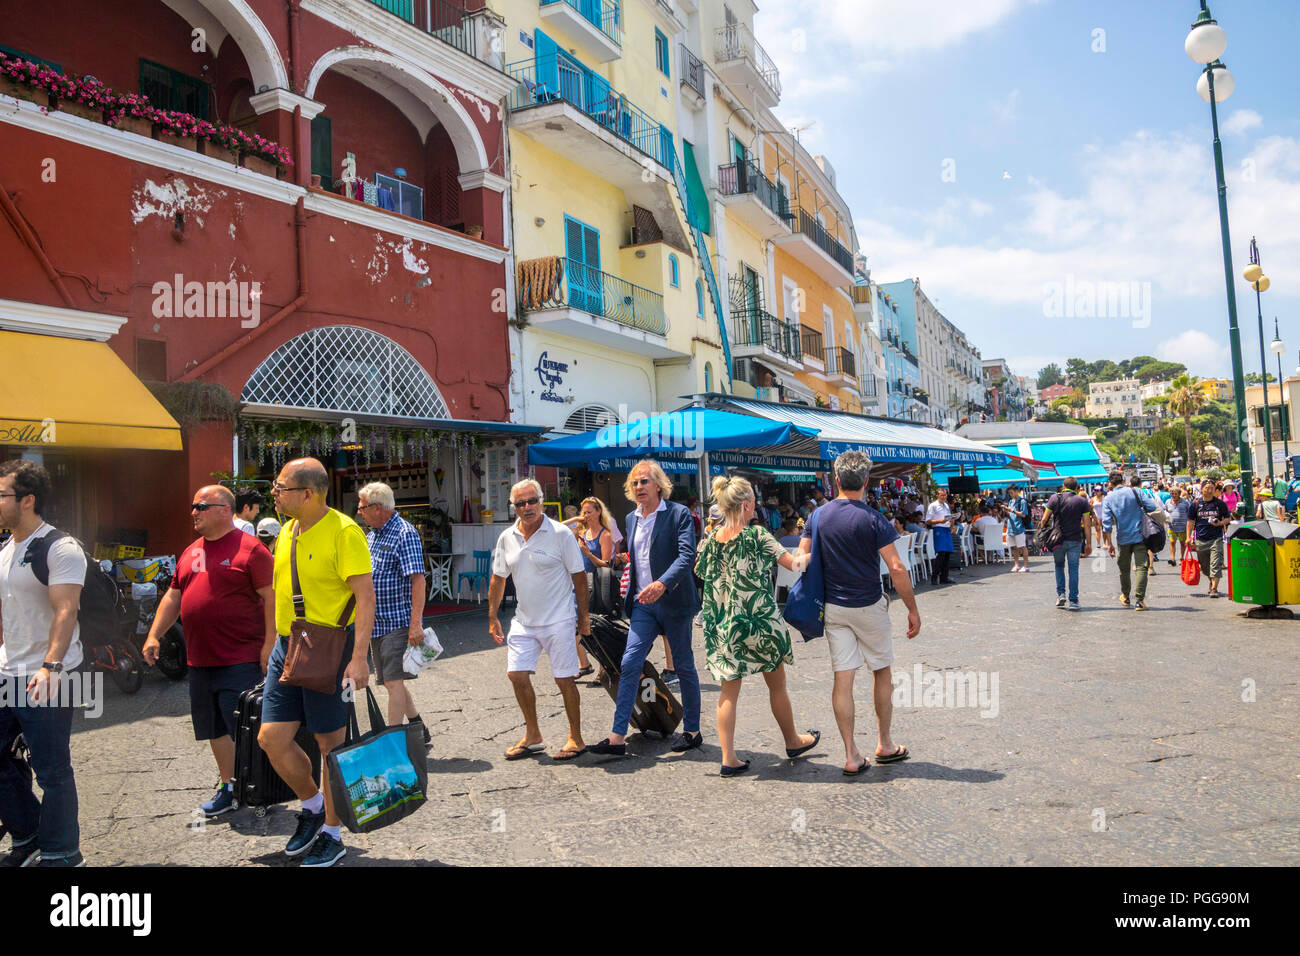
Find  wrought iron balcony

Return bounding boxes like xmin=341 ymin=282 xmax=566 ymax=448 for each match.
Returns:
xmin=679 ymin=43 xmax=705 ymax=100
xmin=731 ymin=307 xmax=801 ymax=359
xmin=540 ymin=0 xmax=622 ymax=48
xmin=506 ymin=55 xmax=671 ymax=167
xmin=713 ymin=22 xmax=780 ymax=104
xmin=518 ymin=256 xmax=667 ymax=335
xmin=825 ymin=346 xmax=856 ymax=380
xmin=789 ymin=206 xmax=854 ymax=275
xmin=364 ymin=0 xmax=476 ymax=58
xmin=800 ymin=324 xmax=823 ymax=361
xmin=717 ymin=160 xmax=790 ymax=221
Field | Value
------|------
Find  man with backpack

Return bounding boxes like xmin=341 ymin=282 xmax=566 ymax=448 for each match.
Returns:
xmin=0 ymin=460 xmax=85 ymax=867
xmin=1042 ymin=477 xmax=1095 ymax=610
xmin=142 ymin=485 xmax=275 ymax=819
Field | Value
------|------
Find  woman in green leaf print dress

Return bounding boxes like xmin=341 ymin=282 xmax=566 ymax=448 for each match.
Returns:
xmin=695 ymin=475 xmax=820 ymax=777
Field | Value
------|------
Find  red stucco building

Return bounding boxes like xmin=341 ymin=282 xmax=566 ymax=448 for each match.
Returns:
xmin=1 ymin=0 xmax=539 ymax=558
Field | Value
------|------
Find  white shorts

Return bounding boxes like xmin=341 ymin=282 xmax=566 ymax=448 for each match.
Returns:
xmin=506 ymin=618 xmax=580 ymax=679
xmin=1008 ymin=533 xmax=1026 ymax=548
xmin=825 ymin=599 xmax=893 ymax=673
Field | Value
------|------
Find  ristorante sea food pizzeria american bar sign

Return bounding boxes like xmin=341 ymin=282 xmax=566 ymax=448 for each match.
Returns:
xmin=818 ymin=441 xmax=1007 ymax=466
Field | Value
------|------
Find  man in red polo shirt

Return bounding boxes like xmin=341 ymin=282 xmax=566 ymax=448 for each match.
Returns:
xmin=143 ymin=485 xmax=275 ymax=817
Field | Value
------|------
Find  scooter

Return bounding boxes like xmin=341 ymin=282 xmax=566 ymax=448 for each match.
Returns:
xmin=114 ymin=555 xmax=187 ymax=681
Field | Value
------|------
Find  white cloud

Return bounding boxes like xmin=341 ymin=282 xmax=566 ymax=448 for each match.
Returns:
xmin=1158 ymin=330 xmax=1226 ymax=376
xmin=1222 ymin=109 xmax=1263 ymax=136
xmin=858 ymin=132 xmax=1300 ymax=327
xmin=758 ymin=0 xmax=1030 ymax=94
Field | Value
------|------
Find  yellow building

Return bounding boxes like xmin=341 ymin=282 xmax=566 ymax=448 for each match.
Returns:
xmin=1197 ymin=377 xmax=1235 ymax=402
xmin=499 ymin=0 xmax=729 ymax=441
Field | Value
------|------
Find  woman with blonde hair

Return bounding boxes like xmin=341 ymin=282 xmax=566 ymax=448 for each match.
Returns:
xmin=694 ymin=474 xmax=819 ymax=777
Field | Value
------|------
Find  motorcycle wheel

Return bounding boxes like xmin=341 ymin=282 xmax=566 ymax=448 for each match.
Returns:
xmin=110 ymin=648 xmax=144 ymax=694
xmin=156 ymin=625 xmax=188 ymax=680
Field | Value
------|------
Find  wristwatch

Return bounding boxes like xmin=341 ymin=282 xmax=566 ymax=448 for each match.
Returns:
xmin=42 ymin=661 xmax=64 ymax=673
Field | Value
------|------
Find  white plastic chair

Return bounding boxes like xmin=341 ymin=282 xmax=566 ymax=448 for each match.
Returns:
xmin=880 ymin=534 xmax=911 ymax=591
xmin=976 ymin=523 xmax=1008 ymax=563
xmin=911 ymin=531 xmax=931 ymax=583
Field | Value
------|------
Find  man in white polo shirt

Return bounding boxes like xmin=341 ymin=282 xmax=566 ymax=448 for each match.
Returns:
xmin=488 ymin=478 xmax=590 ymax=762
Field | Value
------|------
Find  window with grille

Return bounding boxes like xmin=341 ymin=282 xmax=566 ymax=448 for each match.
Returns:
xmin=563 ymin=405 xmax=620 ymax=433
xmin=139 ymin=59 xmax=210 ymax=119
xmin=241 ymin=326 xmax=450 ymax=419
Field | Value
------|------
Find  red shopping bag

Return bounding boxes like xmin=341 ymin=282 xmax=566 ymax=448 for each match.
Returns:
xmin=619 ymin=564 xmax=630 ymax=599
xmin=1181 ymin=551 xmax=1201 ymax=586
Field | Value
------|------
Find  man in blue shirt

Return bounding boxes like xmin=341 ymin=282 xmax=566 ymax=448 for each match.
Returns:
xmin=799 ymin=451 xmax=920 ymax=774
xmin=357 ymin=482 xmax=429 ymax=738
xmin=1102 ymin=472 xmax=1162 ymax=611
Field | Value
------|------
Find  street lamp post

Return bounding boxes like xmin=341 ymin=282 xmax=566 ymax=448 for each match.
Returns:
xmin=1245 ymin=238 xmax=1273 ymax=480
xmin=1271 ymin=319 xmax=1289 ymax=478
xmin=1187 ymin=2 xmax=1253 ymax=516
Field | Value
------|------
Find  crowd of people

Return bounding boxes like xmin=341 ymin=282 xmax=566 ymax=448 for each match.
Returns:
xmin=1 ymin=450 xmax=1280 ymax=867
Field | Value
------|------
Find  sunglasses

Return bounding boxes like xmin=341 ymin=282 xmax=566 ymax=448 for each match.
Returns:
xmin=190 ymin=503 xmax=230 ymax=512
xmin=631 ymin=478 xmax=653 ymax=487
xmin=513 ymin=497 xmax=541 ymax=507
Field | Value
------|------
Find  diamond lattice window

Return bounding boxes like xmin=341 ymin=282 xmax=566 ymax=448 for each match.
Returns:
xmin=242 ymin=326 xmax=449 ymax=419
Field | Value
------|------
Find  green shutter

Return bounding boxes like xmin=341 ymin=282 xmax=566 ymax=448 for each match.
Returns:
xmin=682 ymin=141 xmax=711 ymax=235
xmin=311 ymin=115 xmax=333 ymax=190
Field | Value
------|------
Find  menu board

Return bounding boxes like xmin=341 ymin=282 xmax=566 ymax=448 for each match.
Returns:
xmin=482 ymin=444 xmax=516 ymax=518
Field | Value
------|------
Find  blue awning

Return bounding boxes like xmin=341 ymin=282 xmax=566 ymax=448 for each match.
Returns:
xmin=525 ymin=408 xmax=819 ymax=467
xmin=713 ymin=398 xmax=1015 ymax=468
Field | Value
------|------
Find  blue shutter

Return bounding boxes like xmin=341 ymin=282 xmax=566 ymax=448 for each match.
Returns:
xmin=564 ymin=216 xmax=603 ymax=315
xmin=669 ymin=254 xmax=679 ymax=287
xmin=535 ymin=29 xmax=559 ymax=99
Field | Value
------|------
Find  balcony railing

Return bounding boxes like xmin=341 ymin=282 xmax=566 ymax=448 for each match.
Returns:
xmin=860 ymin=376 xmax=878 ymax=397
xmin=714 ymin=22 xmax=781 ymax=101
xmin=365 ymin=0 xmax=476 ymax=58
xmin=800 ymin=324 xmax=823 ymax=360
xmin=717 ymin=159 xmax=791 ymax=221
xmin=848 ymin=285 xmax=871 ymax=305
xmin=900 ymin=342 xmax=918 ymax=365
xmin=679 ymin=43 xmax=705 ymax=99
xmin=731 ymin=307 xmax=800 ymax=359
xmin=540 ymin=0 xmax=622 ymax=46
xmin=826 ymin=346 xmax=856 ymax=380
xmin=506 ymin=54 xmax=671 ymax=167
xmin=518 ymin=256 xmax=667 ymax=335
xmin=790 ymin=207 xmax=854 ymax=275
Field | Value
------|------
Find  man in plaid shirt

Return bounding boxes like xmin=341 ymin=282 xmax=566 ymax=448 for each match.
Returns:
xmin=356 ymin=482 xmax=429 ymax=741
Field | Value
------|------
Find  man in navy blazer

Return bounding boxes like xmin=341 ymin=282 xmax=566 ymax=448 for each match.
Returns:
xmin=586 ymin=460 xmax=701 ymax=756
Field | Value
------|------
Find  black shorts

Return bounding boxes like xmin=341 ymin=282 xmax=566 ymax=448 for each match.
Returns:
xmin=188 ymin=662 xmax=263 ymax=741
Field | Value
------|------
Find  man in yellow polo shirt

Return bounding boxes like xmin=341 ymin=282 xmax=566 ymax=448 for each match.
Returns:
xmin=257 ymin=458 xmax=373 ymax=868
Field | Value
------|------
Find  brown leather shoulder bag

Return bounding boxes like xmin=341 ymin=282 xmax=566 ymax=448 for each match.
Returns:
xmin=279 ymin=521 xmax=353 ymax=695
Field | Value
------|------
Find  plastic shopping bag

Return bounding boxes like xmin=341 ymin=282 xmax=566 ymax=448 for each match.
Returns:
xmin=402 ymin=626 xmax=444 ymax=676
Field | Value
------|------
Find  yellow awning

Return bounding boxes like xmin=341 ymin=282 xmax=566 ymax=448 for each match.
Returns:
xmin=0 ymin=331 xmax=183 ymax=451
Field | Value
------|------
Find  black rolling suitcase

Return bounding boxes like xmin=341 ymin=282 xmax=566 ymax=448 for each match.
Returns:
xmin=232 ymin=680 xmax=321 ymax=816
xmin=582 ymin=614 xmax=682 ymax=738
xmin=589 ymin=566 xmax=622 ymax=618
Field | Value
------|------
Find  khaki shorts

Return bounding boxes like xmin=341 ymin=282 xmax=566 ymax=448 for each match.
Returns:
xmin=825 ymin=599 xmax=893 ymax=673
xmin=1007 ymin=533 xmax=1027 ymax=548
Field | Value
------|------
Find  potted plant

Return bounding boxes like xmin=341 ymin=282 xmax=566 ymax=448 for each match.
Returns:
xmin=107 ymin=92 xmax=155 ymax=137
xmin=467 ymin=225 xmax=484 ymax=239
xmin=52 ymin=73 xmax=112 ymax=123
xmin=0 ymin=56 xmax=51 ymax=105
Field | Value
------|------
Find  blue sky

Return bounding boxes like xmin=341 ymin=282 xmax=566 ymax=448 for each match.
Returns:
xmin=756 ymin=0 xmax=1300 ymax=382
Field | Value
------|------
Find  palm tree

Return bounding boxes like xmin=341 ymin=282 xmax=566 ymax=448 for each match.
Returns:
xmin=1168 ymin=374 xmax=1206 ymax=468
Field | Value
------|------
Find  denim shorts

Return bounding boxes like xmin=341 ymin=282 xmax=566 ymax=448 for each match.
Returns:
xmin=262 ymin=629 xmax=355 ymax=735
xmin=188 ymin=662 xmax=263 ymax=741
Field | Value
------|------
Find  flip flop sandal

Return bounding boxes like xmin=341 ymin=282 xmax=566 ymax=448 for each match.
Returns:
xmin=552 ymin=747 xmax=584 ymax=761
xmin=875 ymin=745 xmax=909 ymax=764
xmin=504 ymin=742 xmax=546 ymax=760
xmin=576 ymin=666 xmax=594 ymax=677
xmin=843 ymin=759 xmax=869 ymax=776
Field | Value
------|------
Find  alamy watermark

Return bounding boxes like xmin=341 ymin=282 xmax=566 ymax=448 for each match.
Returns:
xmin=595 ymin=404 xmax=704 ymax=455
xmin=151 ymin=274 xmax=261 ymax=328
xmin=892 ymin=664 xmax=999 ymax=718
xmin=0 ymin=671 xmax=104 ymax=718
xmin=1043 ymin=275 xmax=1151 ymax=328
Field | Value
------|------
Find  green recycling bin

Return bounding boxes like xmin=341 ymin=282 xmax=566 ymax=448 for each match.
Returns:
xmin=1226 ymin=521 xmax=1279 ymax=605
xmin=1274 ymin=522 xmax=1300 ymax=605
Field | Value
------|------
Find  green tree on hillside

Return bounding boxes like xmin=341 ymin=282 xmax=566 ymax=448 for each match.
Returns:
xmin=1037 ymin=363 xmax=1064 ymax=389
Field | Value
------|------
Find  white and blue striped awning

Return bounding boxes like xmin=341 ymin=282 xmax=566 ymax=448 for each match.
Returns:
xmin=710 ymin=398 xmax=1014 ymax=468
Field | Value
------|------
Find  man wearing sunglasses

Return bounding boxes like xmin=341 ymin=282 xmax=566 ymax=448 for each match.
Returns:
xmin=0 ymin=460 xmax=85 ymax=867
xmin=488 ymin=479 xmax=589 ymax=761
xmin=258 ymin=458 xmax=373 ymax=868
xmin=587 ymin=460 xmax=701 ymax=757
xmin=143 ymin=485 xmax=275 ymax=819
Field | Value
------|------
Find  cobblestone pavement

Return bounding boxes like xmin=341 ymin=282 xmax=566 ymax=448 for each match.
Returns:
xmin=47 ymin=553 xmax=1300 ymax=866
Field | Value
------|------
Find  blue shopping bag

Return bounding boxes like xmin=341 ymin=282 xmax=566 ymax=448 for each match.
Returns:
xmin=782 ymin=508 xmax=825 ymax=641
xmin=326 ymin=688 xmax=428 ymax=834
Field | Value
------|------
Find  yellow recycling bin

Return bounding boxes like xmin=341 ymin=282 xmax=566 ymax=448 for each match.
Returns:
xmin=1274 ymin=523 xmax=1300 ymax=605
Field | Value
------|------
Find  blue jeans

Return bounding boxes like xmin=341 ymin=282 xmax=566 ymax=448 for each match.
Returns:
xmin=0 ymin=675 xmax=79 ymax=858
xmin=612 ymin=601 xmax=700 ymax=736
xmin=1053 ymin=540 xmax=1083 ymax=603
